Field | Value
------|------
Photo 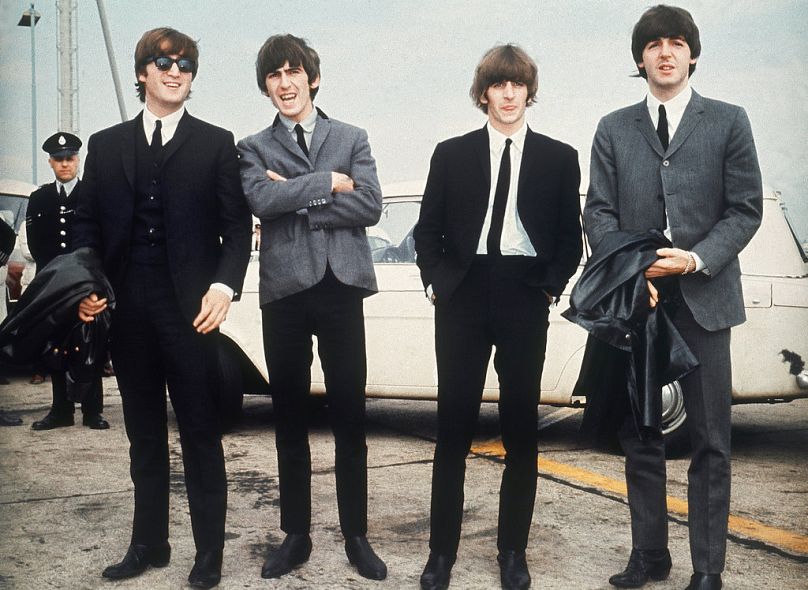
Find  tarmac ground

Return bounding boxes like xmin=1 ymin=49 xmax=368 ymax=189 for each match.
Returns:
xmin=0 ymin=370 xmax=806 ymax=589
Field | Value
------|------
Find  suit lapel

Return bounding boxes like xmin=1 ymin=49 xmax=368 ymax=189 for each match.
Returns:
xmin=120 ymin=115 xmax=139 ymax=189
xmin=666 ymin=91 xmax=704 ymax=157
xmin=633 ymin=100 xmax=666 ymax=157
xmin=161 ymin=111 xmax=193 ymax=165
xmin=271 ymin=114 xmax=312 ymax=168
xmin=517 ymin=128 xmax=538 ymax=203
xmin=473 ymin=125 xmax=491 ymax=189
xmin=308 ymin=113 xmax=330 ymax=166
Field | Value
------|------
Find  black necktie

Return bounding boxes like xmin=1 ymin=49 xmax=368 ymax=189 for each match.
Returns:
xmin=151 ymin=119 xmax=163 ymax=152
xmin=59 ymin=185 xmax=67 ymax=200
xmin=294 ymin=124 xmax=309 ymax=157
xmin=486 ymin=138 xmax=512 ymax=256
xmin=657 ymin=104 xmax=669 ymax=151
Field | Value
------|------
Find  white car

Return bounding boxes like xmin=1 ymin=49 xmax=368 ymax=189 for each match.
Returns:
xmin=219 ymin=182 xmax=808 ymax=454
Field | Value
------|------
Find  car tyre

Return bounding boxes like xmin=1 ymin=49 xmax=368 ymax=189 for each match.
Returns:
xmin=662 ymin=380 xmax=691 ymax=458
xmin=216 ymin=341 xmax=244 ymax=432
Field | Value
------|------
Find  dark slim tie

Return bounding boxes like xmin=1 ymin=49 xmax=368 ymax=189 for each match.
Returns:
xmin=294 ymin=124 xmax=309 ymax=157
xmin=59 ymin=185 xmax=67 ymax=200
xmin=657 ymin=104 xmax=669 ymax=151
xmin=486 ymin=138 xmax=512 ymax=256
xmin=151 ymin=119 xmax=163 ymax=152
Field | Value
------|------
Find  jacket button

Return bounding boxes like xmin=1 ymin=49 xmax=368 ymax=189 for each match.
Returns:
xmin=60 ymin=218 xmax=66 ymax=223
xmin=625 ymin=334 xmax=631 ymax=340
xmin=60 ymin=243 xmax=66 ymax=248
xmin=60 ymin=205 xmax=66 ymax=211
xmin=60 ymin=230 xmax=66 ymax=236
xmin=662 ymin=160 xmax=670 ymax=167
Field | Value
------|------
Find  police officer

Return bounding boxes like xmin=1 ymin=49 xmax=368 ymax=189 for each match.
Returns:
xmin=28 ymin=132 xmax=108 ymax=431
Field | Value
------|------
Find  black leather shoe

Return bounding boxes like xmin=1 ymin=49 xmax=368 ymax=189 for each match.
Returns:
xmin=420 ymin=553 xmax=455 ymax=590
xmin=101 ymin=542 xmax=171 ymax=579
xmin=345 ymin=536 xmax=387 ymax=580
xmin=498 ymin=550 xmax=531 ymax=590
xmin=188 ymin=550 xmax=223 ymax=589
xmin=609 ymin=548 xmax=672 ymax=588
xmin=31 ymin=412 xmax=73 ymax=430
xmin=82 ymin=413 xmax=110 ymax=429
xmin=685 ymin=573 xmax=722 ymax=590
xmin=261 ymin=533 xmax=312 ymax=579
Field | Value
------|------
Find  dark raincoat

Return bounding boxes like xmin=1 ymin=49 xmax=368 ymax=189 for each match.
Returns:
xmin=0 ymin=247 xmax=114 ymax=400
xmin=562 ymin=230 xmax=698 ymax=439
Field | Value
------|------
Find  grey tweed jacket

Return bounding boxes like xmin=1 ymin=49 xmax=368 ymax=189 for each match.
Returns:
xmin=585 ymin=91 xmax=762 ymax=331
xmin=238 ymin=109 xmax=382 ymax=305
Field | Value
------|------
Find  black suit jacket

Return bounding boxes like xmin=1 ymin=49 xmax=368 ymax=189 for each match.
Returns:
xmin=73 ymin=111 xmax=252 ymax=323
xmin=26 ymin=180 xmax=80 ymax=269
xmin=414 ymin=126 xmax=582 ymax=302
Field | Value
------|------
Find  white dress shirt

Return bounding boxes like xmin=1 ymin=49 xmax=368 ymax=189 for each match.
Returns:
xmin=476 ymin=122 xmax=537 ymax=256
xmin=142 ymin=105 xmax=186 ymax=145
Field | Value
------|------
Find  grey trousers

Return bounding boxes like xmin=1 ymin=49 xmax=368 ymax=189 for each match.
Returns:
xmin=619 ymin=302 xmax=732 ymax=574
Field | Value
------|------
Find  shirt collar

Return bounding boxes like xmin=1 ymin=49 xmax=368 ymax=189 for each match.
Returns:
xmin=143 ymin=105 xmax=186 ymax=141
xmin=57 ymin=177 xmax=78 ymax=196
xmin=487 ymin=121 xmax=527 ymax=154
xmin=646 ymin=84 xmax=692 ymax=122
xmin=279 ymin=107 xmax=318 ymax=135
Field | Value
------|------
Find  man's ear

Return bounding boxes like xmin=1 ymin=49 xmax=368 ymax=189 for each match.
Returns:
xmin=310 ymin=75 xmax=321 ymax=91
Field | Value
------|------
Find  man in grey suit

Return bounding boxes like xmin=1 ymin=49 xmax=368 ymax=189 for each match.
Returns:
xmin=585 ymin=6 xmax=762 ymax=590
xmin=238 ymin=34 xmax=386 ymax=582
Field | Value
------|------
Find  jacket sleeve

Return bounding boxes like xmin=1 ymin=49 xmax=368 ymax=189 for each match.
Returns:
xmin=305 ymin=128 xmax=383 ymax=229
xmin=213 ymin=130 xmax=253 ymax=297
xmin=584 ymin=117 xmax=621 ymax=250
xmin=238 ymin=136 xmax=333 ymax=221
xmin=542 ymin=147 xmax=583 ymax=297
xmin=689 ymin=107 xmax=763 ymax=275
xmin=413 ymin=142 xmax=447 ymax=292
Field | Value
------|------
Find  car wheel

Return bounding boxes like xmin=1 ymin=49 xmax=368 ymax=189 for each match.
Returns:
xmin=215 ymin=342 xmax=244 ymax=432
xmin=661 ymin=380 xmax=691 ymax=458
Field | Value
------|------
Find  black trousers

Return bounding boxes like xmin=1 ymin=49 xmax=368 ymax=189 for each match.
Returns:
xmin=619 ymin=301 xmax=732 ymax=574
xmin=429 ymin=257 xmax=550 ymax=556
xmin=262 ymin=269 xmax=368 ymax=537
xmin=110 ymin=263 xmax=226 ymax=552
xmin=49 ymin=371 xmax=103 ymax=417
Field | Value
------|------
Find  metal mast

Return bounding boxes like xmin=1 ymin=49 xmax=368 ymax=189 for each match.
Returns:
xmin=56 ymin=0 xmax=79 ymax=134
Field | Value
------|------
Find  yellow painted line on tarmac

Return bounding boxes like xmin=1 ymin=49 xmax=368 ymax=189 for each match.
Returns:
xmin=471 ymin=439 xmax=808 ymax=556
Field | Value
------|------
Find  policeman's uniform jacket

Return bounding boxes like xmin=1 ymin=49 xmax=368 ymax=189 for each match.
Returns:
xmin=25 ymin=180 xmax=79 ymax=270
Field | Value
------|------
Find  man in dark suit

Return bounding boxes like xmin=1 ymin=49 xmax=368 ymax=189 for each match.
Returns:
xmin=238 ymin=34 xmax=386 ymax=582
xmin=413 ymin=44 xmax=582 ymax=590
xmin=585 ymin=6 xmax=762 ymax=590
xmin=27 ymin=132 xmax=107 ymax=431
xmin=74 ymin=28 xmax=252 ymax=589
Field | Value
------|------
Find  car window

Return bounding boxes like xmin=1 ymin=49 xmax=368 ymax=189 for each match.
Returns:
xmin=0 ymin=195 xmax=29 ymax=232
xmin=370 ymin=200 xmax=421 ymax=264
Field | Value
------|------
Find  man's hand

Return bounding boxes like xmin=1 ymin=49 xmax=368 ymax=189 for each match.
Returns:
xmin=331 ymin=172 xmax=354 ymax=193
xmin=193 ymin=288 xmax=231 ymax=334
xmin=644 ymin=247 xmax=692 ymax=278
xmin=266 ymin=170 xmax=287 ymax=182
xmin=647 ymin=280 xmax=659 ymax=309
xmin=78 ymin=293 xmax=108 ymax=322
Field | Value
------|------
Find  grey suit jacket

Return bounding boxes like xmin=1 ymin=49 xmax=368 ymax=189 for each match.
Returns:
xmin=585 ymin=91 xmax=763 ymax=332
xmin=238 ymin=109 xmax=383 ymax=305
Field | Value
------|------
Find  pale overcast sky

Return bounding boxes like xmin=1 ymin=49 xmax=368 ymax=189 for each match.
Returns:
xmin=1 ymin=0 xmax=806 ymax=237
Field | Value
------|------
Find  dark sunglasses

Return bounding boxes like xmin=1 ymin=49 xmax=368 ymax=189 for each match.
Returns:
xmin=144 ymin=55 xmax=196 ymax=74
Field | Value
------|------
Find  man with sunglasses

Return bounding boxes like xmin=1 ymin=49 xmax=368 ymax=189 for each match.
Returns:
xmin=74 ymin=27 xmax=252 ymax=589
